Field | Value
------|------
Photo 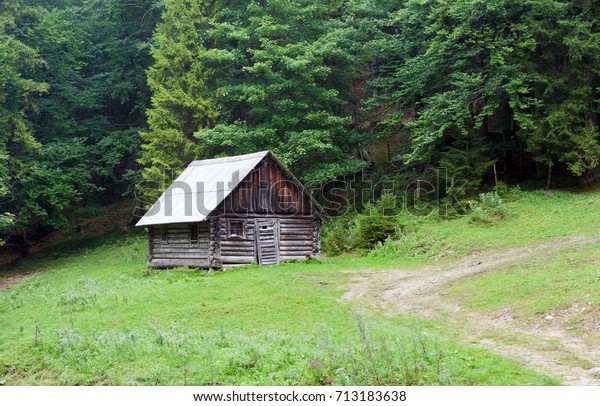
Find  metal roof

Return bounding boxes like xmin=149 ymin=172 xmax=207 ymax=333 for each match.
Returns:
xmin=135 ymin=150 xmax=323 ymax=227
xmin=136 ymin=151 xmax=270 ymax=226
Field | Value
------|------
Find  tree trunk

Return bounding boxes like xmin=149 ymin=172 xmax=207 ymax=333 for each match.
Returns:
xmin=546 ymin=162 xmax=553 ymax=190
xmin=493 ymin=164 xmax=498 ymax=186
xmin=502 ymin=97 xmax=511 ymax=181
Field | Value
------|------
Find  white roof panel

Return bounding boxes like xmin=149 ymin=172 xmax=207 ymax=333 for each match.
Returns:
xmin=136 ymin=151 xmax=269 ymax=226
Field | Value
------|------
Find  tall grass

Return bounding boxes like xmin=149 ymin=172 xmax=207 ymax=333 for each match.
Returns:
xmin=3 ymin=317 xmax=555 ymax=386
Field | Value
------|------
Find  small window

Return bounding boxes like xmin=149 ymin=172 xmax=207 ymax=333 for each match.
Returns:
xmin=160 ymin=225 xmax=168 ymax=245
xmin=190 ymin=223 xmax=199 ymax=245
xmin=228 ymin=220 xmax=245 ymax=239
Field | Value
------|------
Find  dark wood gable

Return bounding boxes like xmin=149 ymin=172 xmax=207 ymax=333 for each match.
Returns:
xmin=218 ymin=156 xmax=316 ymax=215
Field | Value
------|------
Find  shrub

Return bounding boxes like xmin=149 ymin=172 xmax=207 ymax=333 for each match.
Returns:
xmin=468 ymin=191 xmax=507 ymax=224
xmin=355 ymin=194 xmax=401 ymax=249
xmin=322 ymin=194 xmax=402 ymax=254
xmin=492 ymin=181 xmax=521 ymax=201
xmin=367 ymin=210 xmax=441 ymax=259
xmin=321 ymin=215 xmax=357 ymax=255
xmin=369 ymin=229 xmax=438 ymax=259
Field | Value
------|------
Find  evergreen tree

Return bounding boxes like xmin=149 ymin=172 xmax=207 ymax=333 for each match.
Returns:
xmin=21 ymin=0 xmax=161 ymax=203
xmin=197 ymin=0 xmax=368 ymax=182
xmin=524 ymin=0 xmax=600 ymax=187
xmin=141 ymin=0 xmax=369 ymax=190
xmin=140 ymin=0 xmax=218 ymax=190
xmin=367 ymin=0 xmax=600 ymax=189
xmin=2 ymin=0 xmax=159 ymax=243
xmin=0 ymin=0 xmax=49 ymax=240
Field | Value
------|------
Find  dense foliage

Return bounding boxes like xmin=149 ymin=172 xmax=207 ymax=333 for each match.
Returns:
xmin=1 ymin=0 xmax=49 ymax=243
xmin=368 ymin=0 xmax=600 ymax=190
xmin=1 ymin=0 xmax=599 ymax=246
xmin=1 ymin=0 xmax=160 ymax=244
xmin=141 ymin=0 xmax=369 ymax=189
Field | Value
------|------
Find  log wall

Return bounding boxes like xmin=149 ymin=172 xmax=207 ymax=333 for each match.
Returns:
xmin=148 ymin=222 xmax=210 ymax=268
xmin=216 ymin=214 xmax=320 ymax=266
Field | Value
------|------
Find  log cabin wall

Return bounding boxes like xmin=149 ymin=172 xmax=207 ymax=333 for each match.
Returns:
xmin=148 ymin=222 xmax=210 ymax=268
xmin=217 ymin=215 xmax=256 ymax=265
xmin=278 ymin=215 xmax=319 ymax=260
xmin=216 ymin=214 xmax=319 ymax=266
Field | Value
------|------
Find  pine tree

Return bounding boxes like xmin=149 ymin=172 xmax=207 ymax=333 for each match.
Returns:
xmin=139 ymin=0 xmax=218 ymax=192
xmin=141 ymin=0 xmax=369 ymax=190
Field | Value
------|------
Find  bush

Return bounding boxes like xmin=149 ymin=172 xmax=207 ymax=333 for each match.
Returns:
xmin=367 ymin=210 xmax=441 ymax=259
xmin=321 ymin=215 xmax=357 ymax=255
xmin=369 ymin=229 xmax=438 ymax=259
xmin=355 ymin=194 xmax=401 ymax=249
xmin=468 ymin=191 xmax=507 ymax=224
xmin=492 ymin=181 xmax=521 ymax=201
xmin=322 ymin=194 xmax=402 ymax=254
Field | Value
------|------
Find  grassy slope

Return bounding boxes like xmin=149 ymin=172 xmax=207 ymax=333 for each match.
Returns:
xmin=428 ymin=189 xmax=600 ymax=253
xmin=445 ymin=235 xmax=600 ymax=334
xmin=2 ymin=187 xmax=599 ymax=385
xmin=424 ymin=189 xmax=600 ymax=335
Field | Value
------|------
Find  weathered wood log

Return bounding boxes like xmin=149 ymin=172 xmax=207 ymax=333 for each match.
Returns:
xmin=152 ymin=238 xmax=209 ymax=245
xmin=152 ymin=247 xmax=209 ymax=255
xmin=149 ymin=258 xmax=211 ymax=268
xmin=279 ymin=233 xmax=313 ymax=240
xmin=279 ymin=224 xmax=313 ymax=229
xmin=280 ymin=256 xmax=312 ymax=261
xmin=278 ymin=236 xmax=314 ymax=242
xmin=220 ymin=255 xmax=256 ymax=264
xmin=279 ymin=240 xmax=313 ymax=246
xmin=220 ymin=248 xmax=255 ymax=255
xmin=280 ymin=247 xmax=313 ymax=253
xmin=280 ymin=250 xmax=312 ymax=255
xmin=152 ymin=252 xmax=209 ymax=259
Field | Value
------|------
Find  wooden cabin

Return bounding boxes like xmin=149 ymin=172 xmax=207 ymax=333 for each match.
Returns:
xmin=136 ymin=151 xmax=322 ymax=268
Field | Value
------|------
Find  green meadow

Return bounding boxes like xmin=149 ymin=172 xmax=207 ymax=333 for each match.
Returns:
xmin=2 ymin=187 xmax=599 ymax=385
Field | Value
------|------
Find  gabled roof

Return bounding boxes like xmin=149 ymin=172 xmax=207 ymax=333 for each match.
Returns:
xmin=136 ymin=151 xmax=322 ymax=227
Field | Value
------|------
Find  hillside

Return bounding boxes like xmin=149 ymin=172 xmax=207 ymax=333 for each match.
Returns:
xmin=1 ymin=187 xmax=599 ymax=385
xmin=3 ymin=0 xmax=600 ymax=254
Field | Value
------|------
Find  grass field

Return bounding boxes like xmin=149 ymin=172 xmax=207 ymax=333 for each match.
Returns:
xmin=1 ymin=187 xmax=599 ymax=385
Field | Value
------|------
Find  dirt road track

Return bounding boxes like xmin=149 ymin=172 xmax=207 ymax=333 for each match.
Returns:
xmin=343 ymin=236 xmax=600 ymax=385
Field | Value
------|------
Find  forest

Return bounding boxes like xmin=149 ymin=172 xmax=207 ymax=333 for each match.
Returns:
xmin=1 ymin=0 xmax=599 ymax=248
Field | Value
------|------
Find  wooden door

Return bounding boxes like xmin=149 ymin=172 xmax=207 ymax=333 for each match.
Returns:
xmin=255 ymin=219 xmax=280 ymax=265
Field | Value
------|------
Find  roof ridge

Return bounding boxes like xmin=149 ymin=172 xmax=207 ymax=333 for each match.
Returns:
xmin=188 ymin=151 xmax=270 ymax=167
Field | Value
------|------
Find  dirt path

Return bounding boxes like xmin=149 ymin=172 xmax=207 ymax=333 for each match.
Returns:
xmin=0 ymin=272 xmax=38 ymax=290
xmin=343 ymin=236 xmax=600 ymax=385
